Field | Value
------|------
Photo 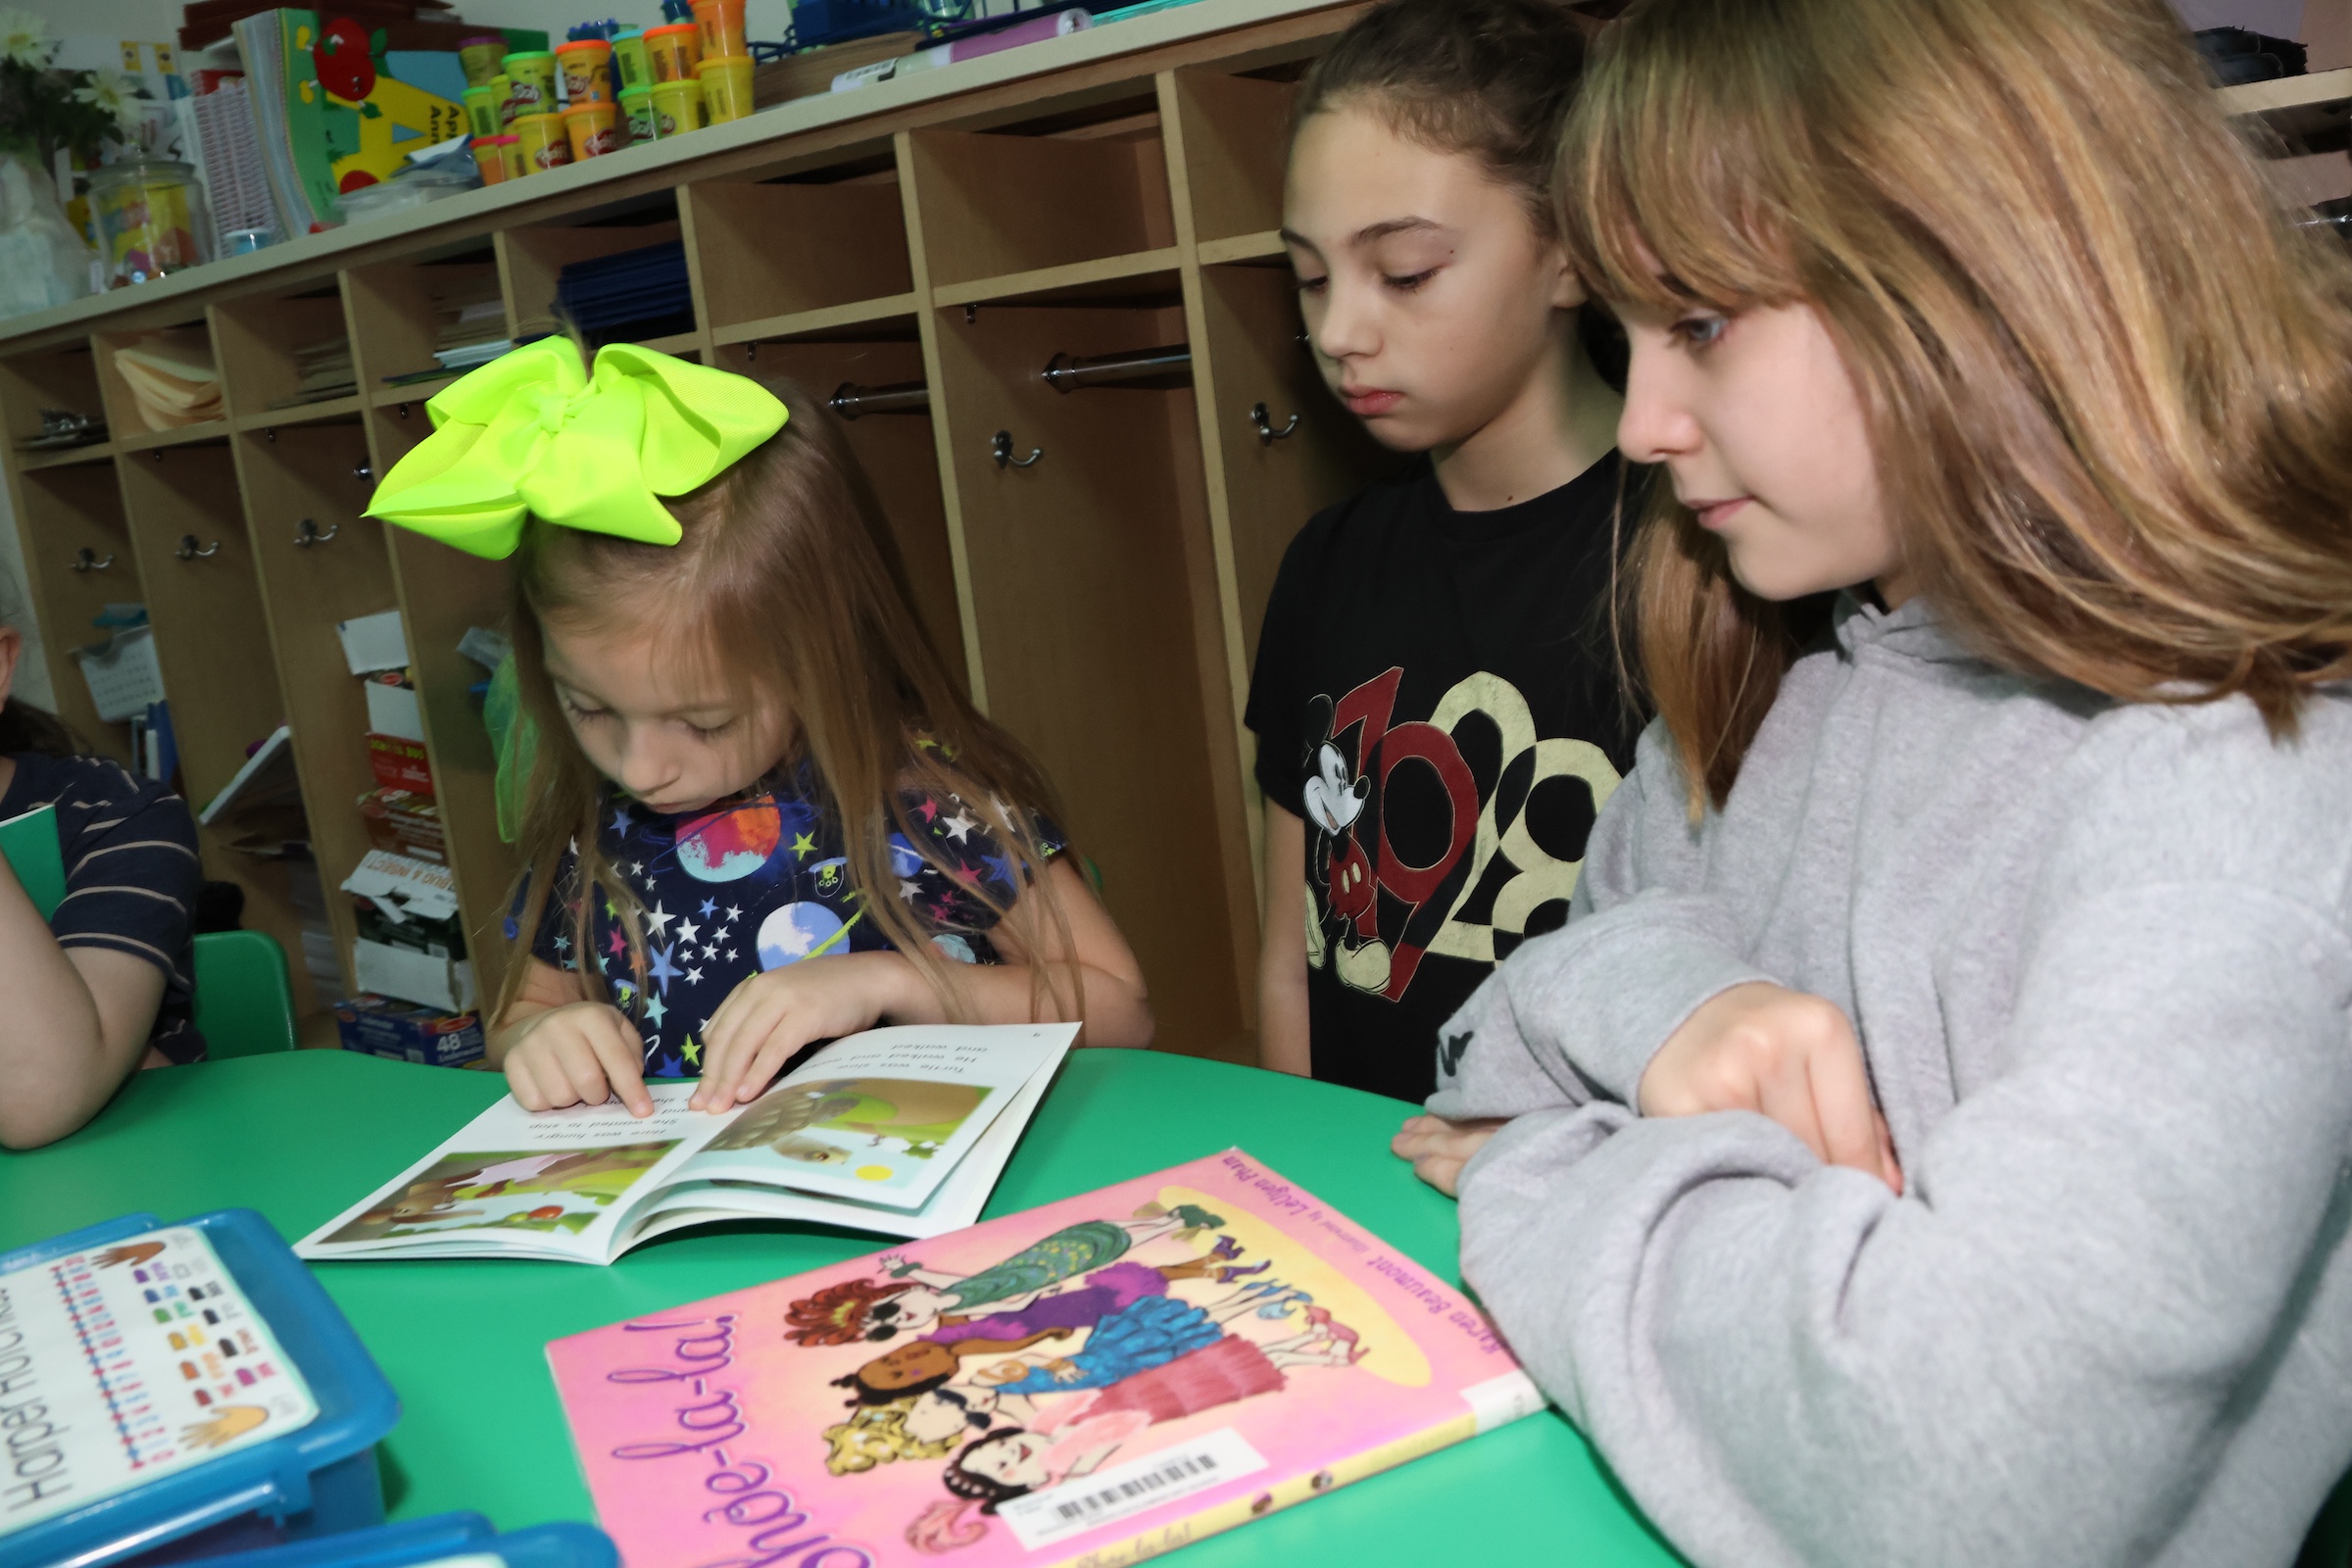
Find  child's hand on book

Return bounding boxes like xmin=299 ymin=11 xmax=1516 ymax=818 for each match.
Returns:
xmin=1393 ymin=1115 xmax=1507 ymax=1197
xmin=690 ymin=953 xmax=913 ymax=1111
xmin=1638 ymin=982 xmax=1903 ymax=1193
xmin=503 ymin=1001 xmax=656 ymax=1117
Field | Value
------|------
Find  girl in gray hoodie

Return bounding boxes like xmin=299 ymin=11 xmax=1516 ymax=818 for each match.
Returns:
xmin=1391 ymin=0 xmax=2352 ymax=1563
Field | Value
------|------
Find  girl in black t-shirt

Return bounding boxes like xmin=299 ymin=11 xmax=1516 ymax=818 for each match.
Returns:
xmin=1251 ymin=0 xmax=1637 ymax=1102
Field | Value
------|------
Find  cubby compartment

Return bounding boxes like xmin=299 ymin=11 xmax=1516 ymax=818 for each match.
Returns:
xmin=1169 ymin=67 xmax=1297 ymax=252
xmin=688 ymin=171 xmax=916 ymax=342
xmin=116 ymin=439 xmax=322 ymax=1019
xmin=232 ymin=418 xmax=395 ymax=997
xmin=0 ymin=338 xmax=109 ymax=455
xmin=498 ymin=195 xmax=695 ymax=349
xmin=13 ymin=459 xmax=139 ymax=760
xmin=907 ymin=99 xmax=1179 ymax=293
xmin=344 ymin=244 xmax=508 ymax=407
xmin=367 ymin=402 xmax=519 ymax=1000
xmin=92 ymin=319 xmax=228 ymax=454
xmin=212 ymin=278 xmax=361 ymax=425
xmin=929 ymin=298 xmax=1254 ymax=1061
xmin=1193 ymin=263 xmax=1392 ymax=677
xmin=713 ymin=326 xmax=963 ymax=683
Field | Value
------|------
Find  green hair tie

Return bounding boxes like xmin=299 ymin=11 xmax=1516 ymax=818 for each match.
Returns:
xmin=363 ymin=336 xmax=787 ymax=559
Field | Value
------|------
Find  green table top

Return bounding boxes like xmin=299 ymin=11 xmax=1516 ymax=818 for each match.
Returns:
xmin=0 ymin=1050 xmax=1682 ymax=1565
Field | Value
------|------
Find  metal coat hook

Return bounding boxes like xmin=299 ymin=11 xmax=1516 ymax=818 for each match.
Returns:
xmin=264 ymin=426 xmax=276 ymax=442
xmin=397 ymin=402 xmax=413 ymax=419
xmin=1250 ymin=402 xmax=1300 ymax=444
xmin=353 ymin=462 xmax=372 ymax=482
xmin=745 ymin=341 xmax=757 ymax=361
xmin=70 ymin=548 xmax=115 ymax=572
xmin=175 ymin=534 xmax=220 ymax=560
xmin=990 ymin=430 xmax=1042 ymax=469
xmin=295 ymin=517 xmax=339 ymax=547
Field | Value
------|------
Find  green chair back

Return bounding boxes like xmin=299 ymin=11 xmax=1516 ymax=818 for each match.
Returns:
xmin=191 ymin=929 xmax=298 ymax=1059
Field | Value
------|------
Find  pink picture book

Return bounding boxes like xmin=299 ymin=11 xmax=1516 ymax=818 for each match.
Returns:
xmin=546 ymin=1150 xmax=1544 ymax=1567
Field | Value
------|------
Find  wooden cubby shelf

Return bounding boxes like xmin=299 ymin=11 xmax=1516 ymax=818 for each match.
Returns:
xmin=6 ymin=0 xmax=2320 ymax=1061
xmin=0 ymin=0 xmax=1419 ymax=1064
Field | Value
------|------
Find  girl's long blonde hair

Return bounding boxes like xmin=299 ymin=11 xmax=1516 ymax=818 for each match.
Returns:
xmin=1562 ymin=0 xmax=2352 ymax=809
xmin=496 ymin=377 xmax=1079 ymax=1031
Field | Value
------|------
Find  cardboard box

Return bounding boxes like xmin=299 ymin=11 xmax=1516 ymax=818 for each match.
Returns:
xmin=336 ymin=609 xmax=410 ymax=675
xmin=364 ymin=673 xmax=425 ymax=744
xmin=333 ymin=994 xmax=485 ymax=1067
xmin=346 ymin=851 xmax=474 ymax=1011
xmin=366 ymin=732 xmax=433 ymax=797
xmin=357 ymin=787 xmax=445 ymax=862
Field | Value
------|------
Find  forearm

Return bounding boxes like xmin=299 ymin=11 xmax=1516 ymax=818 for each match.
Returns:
xmin=1458 ymin=891 xmax=2352 ymax=1568
xmin=0 ymin=862 xmax=138 ymax=1150
xmin=1257 ymin=807 xmax=1310 ymax=1075
xmin=879 ymin=950 xmax=1152 ymax=1048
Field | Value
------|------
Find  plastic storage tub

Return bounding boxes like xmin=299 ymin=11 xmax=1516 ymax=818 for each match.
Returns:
xmin=198 ymin=1513 xmax=618 ymax=1568
xmin=0 ymin=1210 xmax=399 ymax=1568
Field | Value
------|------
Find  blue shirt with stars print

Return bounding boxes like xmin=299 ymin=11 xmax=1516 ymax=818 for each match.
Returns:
xmin=508 ymin=774 xmax=1064 ymax=1078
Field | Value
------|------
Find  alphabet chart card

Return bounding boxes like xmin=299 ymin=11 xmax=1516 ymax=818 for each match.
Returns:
xmin=0 ymin=1227 xmax=317 ymax=1537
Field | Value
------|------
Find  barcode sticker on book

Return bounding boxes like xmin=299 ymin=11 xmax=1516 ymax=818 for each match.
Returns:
xmin=999 ymin=1428 xmax=1269 ymax=1550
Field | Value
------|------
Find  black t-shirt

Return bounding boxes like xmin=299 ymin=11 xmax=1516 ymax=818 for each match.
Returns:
xmin=1 ymin=752 xmax=205 ymax=1062
xmin=1245 ymin=454 xmax=1641 ymax=1103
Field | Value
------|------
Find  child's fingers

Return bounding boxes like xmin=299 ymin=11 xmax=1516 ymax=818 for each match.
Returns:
xmin=1756 ymin=1061 xmax=1832 ymax=1165
xmin=693 ymin=981 xmax=764 ymax=1108
xmin=585 ymin=1013 xmax=654 ymax=1117
xmin=730 ymin=1011 xmax=816 ymax=1104
xmin=1807 ymin=1050 xmax=1887 ymax=1181
xmin=1878 ymin=1119 xmax=1905 ymax=1196
xmin=507 ymin=1054 xmax=551 ymax=1112
xmin=550 ymin=1034 xmax=615 ymax=1110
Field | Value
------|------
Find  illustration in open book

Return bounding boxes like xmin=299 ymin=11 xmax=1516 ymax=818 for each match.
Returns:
xmin=294 ymin=1024 xmax=1078 ymax=1261
xmin=547 ymin=1151 xmax=1543 ymax=1568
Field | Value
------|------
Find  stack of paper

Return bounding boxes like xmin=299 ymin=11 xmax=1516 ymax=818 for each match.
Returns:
xmin=115 ymin=332 xmax=223 ymax=430
xmin=268 ymin=335 xmax=357 ymax=407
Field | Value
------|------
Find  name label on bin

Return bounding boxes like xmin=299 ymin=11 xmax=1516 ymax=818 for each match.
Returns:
xmin=0 ymin=1226 xmax=319 ymax=1536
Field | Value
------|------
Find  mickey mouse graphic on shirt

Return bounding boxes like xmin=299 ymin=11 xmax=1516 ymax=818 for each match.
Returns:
xmin=1296 ymin=667 xmax=1625 ymax=1004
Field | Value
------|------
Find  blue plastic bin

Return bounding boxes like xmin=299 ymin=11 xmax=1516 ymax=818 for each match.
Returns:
xmin=0 ymin=1211 xmax=400 ymax=1568
xmin=197 ymin=1514 xmax=618 ymax=1568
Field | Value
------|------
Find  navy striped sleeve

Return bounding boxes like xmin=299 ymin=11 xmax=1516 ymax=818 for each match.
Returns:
xmin=6 ymin=753 xmax=205 ymax=1062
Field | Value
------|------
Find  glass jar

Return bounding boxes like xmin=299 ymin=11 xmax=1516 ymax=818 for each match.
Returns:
xmin=88 ymin=160 xmax=212 ymax=288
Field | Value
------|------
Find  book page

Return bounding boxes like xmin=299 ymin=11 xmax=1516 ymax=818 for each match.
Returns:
xmin=625 ymin=1053 xmax=1063 ymax=1246
xmin=292 ymin=1085 xmax=728 ymax=1263
xmin=672 ymin=1023 xmax=1073 ymax=1212
xmin=0 ymin=1226 xmax=318 ymax=1536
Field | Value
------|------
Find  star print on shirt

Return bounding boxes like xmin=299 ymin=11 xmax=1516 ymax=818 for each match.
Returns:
xmin=677 ymin=919 xmax=700 ymax=945
xmin=553 ymin=934 xmax=570 ymax=953
xmin=943 ymin=810 xmax=977 ymax=842
xmin=699 ymin=898 xmax=717 ymax=918
xmin=606 ymin=926 xmax=627 ymax=958
xmin=686 ymin=966 xmax=704 ymax=985
xmin=648 ymin=942 xmax=683 ymax=993
xmin=724 ymin=905 xmax=742 ymax=922
xmin=646 ymin=994 xmax=667 ymax=1027
xmin=645 ymin=902 xmax=673 ymax=938
xmin=792 ymin=831 xmax=814 ymax=858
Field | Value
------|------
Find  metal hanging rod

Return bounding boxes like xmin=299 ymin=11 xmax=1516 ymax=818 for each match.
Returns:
xmin=829 ymin=380 xmax=930 ymax=419
xmin=1042 ymin=344 xmax=1192 ymax=393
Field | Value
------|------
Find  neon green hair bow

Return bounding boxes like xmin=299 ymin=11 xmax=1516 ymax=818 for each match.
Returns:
xmin=363 ymin=336 xmax=787 ymax=559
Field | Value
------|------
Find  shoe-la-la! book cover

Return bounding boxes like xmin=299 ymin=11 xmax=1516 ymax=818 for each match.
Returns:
xmin=546 ymin=1150 xmax=1543 ymax=1567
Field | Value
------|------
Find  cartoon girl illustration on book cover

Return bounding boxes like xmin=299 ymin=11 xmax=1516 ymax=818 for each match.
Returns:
xmin=547 ymin=1154 xmax=1526 ymax=1568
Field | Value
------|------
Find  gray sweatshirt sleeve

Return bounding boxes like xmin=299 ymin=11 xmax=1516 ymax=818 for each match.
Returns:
xmin=1428 ymin=718 xmax=1774 ymax=1119
xmin=1454 ymin=725 xmax=2352 ymax=1567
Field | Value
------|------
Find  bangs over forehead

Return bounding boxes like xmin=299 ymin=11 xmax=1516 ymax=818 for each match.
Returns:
xmin=1554 ymin=0 xmax=1821 ymax=313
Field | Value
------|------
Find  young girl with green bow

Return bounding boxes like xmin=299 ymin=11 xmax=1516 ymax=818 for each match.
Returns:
xmin=366 ymin=340 xmax=1152 ymax=1115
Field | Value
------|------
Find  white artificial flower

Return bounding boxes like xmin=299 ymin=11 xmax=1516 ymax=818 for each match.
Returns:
xmin=72 ymin=69 xmax=145 ymax=135
xmin=0 ymin=8 xmax=49 ymax=69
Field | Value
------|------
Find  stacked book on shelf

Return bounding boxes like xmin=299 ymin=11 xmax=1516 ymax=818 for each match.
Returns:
xmin=552 ymin=240 xmax=695 ymax=347
xmin=268 ymin=334 xmax=359 ymax=408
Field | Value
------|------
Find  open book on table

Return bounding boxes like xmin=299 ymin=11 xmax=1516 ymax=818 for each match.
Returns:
xmin=294 ymin=1023 xmax=1076 ymax=1264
